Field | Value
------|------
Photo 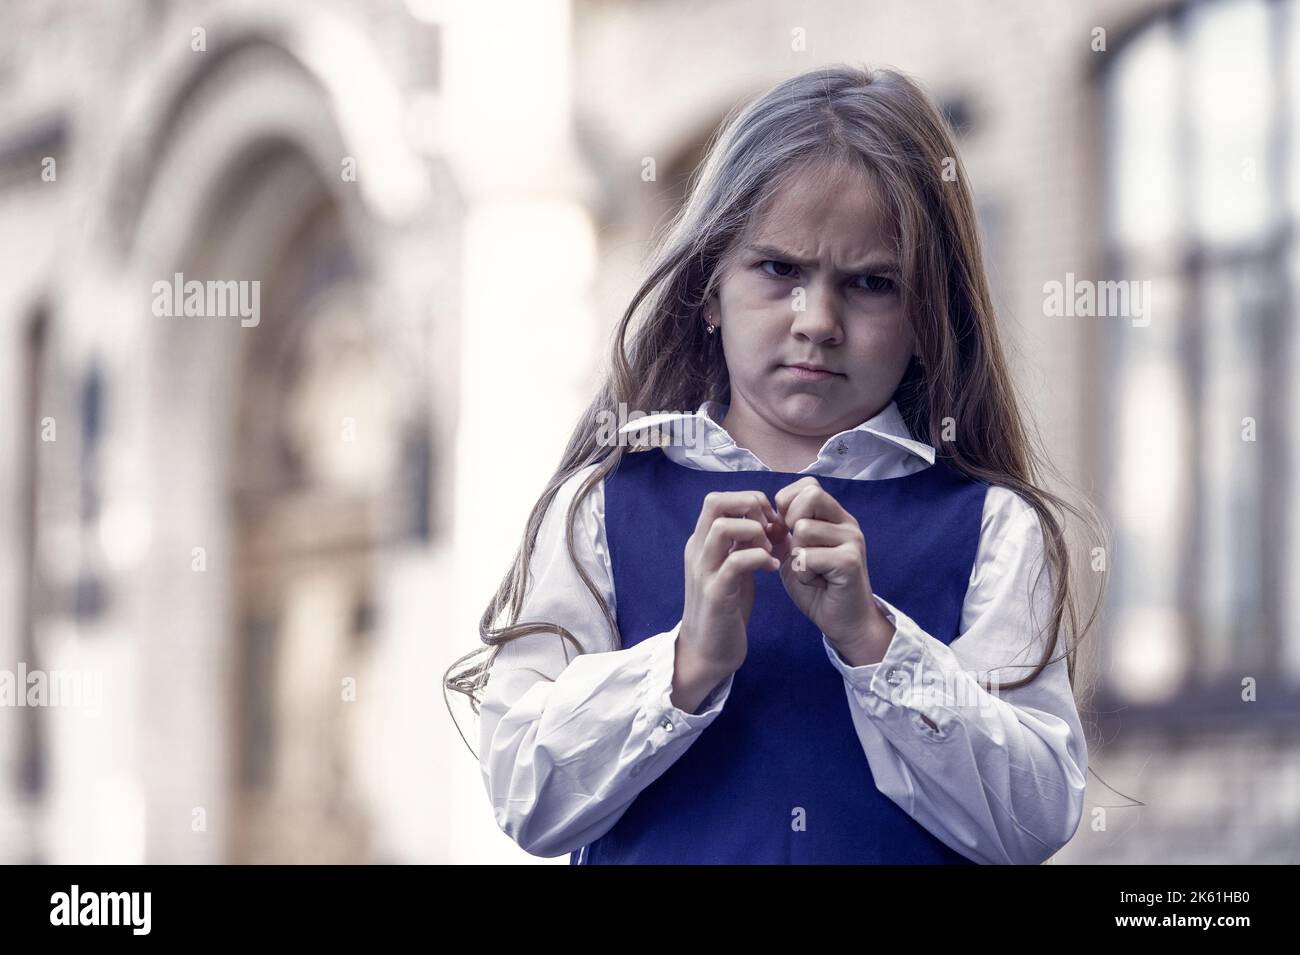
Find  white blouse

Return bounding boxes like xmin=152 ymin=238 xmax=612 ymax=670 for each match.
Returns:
xmin=477 ymin=399 xmax=1089 ymax=864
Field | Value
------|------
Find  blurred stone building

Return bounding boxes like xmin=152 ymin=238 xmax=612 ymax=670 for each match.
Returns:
xmin=0 ymin=0 xmax=1297 ymax=864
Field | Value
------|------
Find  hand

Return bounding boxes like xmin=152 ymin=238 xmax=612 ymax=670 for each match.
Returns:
xmin=677 ymin=490 xmax=783 ymax=693
xmin=770 ymin=477 xmax=895 ymax=664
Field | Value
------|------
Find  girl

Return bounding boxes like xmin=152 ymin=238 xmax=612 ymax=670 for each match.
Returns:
xmin=444 ymin=64 xmax=1105 ymax=865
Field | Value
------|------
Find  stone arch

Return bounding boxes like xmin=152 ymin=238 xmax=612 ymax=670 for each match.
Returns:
xmin=104 ymin=18 xmax=453 ymax=862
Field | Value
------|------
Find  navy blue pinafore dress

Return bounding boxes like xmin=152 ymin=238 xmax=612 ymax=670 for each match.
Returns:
xmin=571 ymin=445 xmax=988 ymax=864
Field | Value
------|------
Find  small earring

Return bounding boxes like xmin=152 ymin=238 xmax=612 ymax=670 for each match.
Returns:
xmin=704 ymin=310 xmax=717 ymax=335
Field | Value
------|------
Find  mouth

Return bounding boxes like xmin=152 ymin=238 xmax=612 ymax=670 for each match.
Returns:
xmin=781 ymin=363 xmax=842 ymax=382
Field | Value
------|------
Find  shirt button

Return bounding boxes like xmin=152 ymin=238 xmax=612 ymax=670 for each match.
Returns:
xmin=660 ymin=717 xmax=675 ymax=732
xmin=836 ymin=441 xmax=848 ymax=455
xmin=886 ymin=669 xmax=904 ymax=686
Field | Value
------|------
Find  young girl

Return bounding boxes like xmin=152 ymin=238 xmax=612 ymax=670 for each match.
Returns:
xmin=444 ymin=64 xmax=1104 ymax=865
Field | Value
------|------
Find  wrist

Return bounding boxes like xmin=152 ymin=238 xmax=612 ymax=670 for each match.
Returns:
xmin=833 ymin=603 xmax=896 ymax=667
xmin=671 ymin=641 xmax=734 ymax=714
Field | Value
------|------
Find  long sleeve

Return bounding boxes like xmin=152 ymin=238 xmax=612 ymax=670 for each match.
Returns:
xmin=820 ymin=485 xmax=1088 ymax=865
xmin=477 ymin=463 xmax=734 ymax=858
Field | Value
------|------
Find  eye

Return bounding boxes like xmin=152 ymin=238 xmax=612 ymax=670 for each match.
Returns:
xmin=855 ymin=274 xmax=897 ymax=294
xmin=758 ymin=260 xmax=800 ymax=280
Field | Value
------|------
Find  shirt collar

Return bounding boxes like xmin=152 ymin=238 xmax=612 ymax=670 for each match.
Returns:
xmin=614 ymin=398 xmax=935 ymax=475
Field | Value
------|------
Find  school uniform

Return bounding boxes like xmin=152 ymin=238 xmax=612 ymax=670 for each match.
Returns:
xmin=477 ymin=400 xmax=1088 ymax=864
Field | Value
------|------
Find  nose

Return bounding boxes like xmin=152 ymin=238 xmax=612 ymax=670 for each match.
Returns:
xmin=789 ymin=287 xmax=844 ymax=346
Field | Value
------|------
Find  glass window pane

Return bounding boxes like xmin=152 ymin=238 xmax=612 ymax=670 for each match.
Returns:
xmin=1284 ymin=243 xmax=1300 ymax=683
xmin=1106 ymin=20 xmax=1179 ymax=254
xmin=1188 ymin=0 xmax=1274 ymax=245
xmin=1104 ymin=267 xmax=1194 ymax=703
xmin=1197 ymin=262 xmax=1269 ymax=680
xmin=1289 ymin=0 xmax=1300 ymax=222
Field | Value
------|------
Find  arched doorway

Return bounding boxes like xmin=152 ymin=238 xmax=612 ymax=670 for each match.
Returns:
xmin=119 ymin=37 xmax=436 ymax=862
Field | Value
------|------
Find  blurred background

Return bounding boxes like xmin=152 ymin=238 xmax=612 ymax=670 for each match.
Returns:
xmin=0 ymin=0 xmax=1297 ymax=864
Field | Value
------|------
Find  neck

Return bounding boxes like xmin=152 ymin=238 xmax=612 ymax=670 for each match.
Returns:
xmin=717 ymin=404 xmax=833 ymax=473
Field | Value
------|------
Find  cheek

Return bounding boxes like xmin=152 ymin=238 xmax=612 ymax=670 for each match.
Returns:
xmin=722 ymin=280 xmax=793 ymax=346
xmin=724 ymin=270 xmax=788 ymax=313
xmin=843 ymin=309 xmax=913 ymax=375
xmin=882 ymin=303 xmax=915 ymax=351
xmin=855 ymin=302 xmax=911 ymax=347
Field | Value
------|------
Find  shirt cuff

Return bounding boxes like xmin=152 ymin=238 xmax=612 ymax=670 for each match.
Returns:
xmin=640 ymin=621 xmax=733 ymax=736
xmin=821 ymin=594 xmax=950 ymax=737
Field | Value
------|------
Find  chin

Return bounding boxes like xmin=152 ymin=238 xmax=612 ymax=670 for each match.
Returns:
xmin=773 ymin=397 xmax=838 ymax=428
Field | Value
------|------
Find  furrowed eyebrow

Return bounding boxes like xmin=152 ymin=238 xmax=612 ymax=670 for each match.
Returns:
xmin=745 ymin=244 xmax=900 ymax=277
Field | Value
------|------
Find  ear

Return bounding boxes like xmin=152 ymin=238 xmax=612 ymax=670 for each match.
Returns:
xmin=702 ymin=291 xmax=722 ymax=327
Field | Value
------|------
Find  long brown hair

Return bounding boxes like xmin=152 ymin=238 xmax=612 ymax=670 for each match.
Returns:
xmin=444 ymin=63 xmax=1109 ymax=763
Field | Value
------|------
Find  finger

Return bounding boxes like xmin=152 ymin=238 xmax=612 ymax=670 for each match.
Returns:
xmin=787 ymin=543 xmax=858 ymax=587
xmin=786 ymin=516 xmax=862 ymax=550
xmin=716 ymin=545 xmax=782 ymax=586
xmin=701 ymin=517 xmax=772 ymax=572
xmin=694 ymin=490 xmax=777 ymax=541
xmin=781 ymin=483 xmax=848 ymax=532
xmin=773 ymin=477 xmax=821 ymax=514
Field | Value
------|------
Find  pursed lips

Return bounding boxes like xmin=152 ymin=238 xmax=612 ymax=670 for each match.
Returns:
xmin=781 ymin=362 xmax=843 ymax=379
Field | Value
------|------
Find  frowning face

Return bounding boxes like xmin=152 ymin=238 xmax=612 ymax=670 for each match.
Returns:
xmin=705 ymin=156 xmax=916 ymax=471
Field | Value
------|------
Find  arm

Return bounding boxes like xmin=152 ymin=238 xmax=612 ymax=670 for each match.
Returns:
xmin=820 ymin=486 xmax=1088 ymax=865
xmin=478 ymin=463 xmax=734 ymax=858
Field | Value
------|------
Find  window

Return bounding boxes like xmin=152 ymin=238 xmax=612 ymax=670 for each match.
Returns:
xmin=1098 ymin=0 xmax=1300 ymax=727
